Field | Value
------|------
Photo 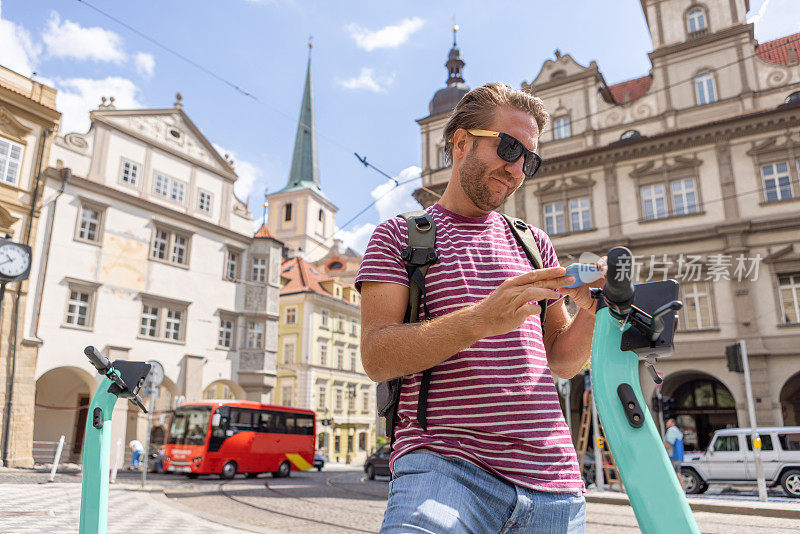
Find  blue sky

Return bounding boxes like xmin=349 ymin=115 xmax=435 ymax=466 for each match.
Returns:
xmin=1 ymin=0 xmax=797 ymax=253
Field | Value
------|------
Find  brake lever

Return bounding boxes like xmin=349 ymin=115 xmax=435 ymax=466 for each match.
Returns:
xmin=648 ymin=300 xmax=683 ymax=342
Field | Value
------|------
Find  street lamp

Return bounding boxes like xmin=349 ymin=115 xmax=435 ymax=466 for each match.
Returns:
xmin=346 ymin=384 xmax=356 ymax=463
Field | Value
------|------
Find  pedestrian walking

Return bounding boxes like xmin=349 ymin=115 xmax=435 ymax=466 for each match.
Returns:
xmin=128 ymin=439 xmax=144 ymax=470
xmin=665 ymin=419 xmax=685 ymax=490
xmin=357 ymin=82 xmax=606 ymax=533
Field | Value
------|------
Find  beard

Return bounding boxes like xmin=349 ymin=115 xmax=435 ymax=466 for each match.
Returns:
xmin=458 ymin=150 xmax=514 ymax=212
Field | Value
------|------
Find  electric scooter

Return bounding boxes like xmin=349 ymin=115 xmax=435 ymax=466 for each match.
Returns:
xmin=590 ymin=247 xmax=699 ymax=533
xmin=79 ymin=346 xmax=150 ymax=534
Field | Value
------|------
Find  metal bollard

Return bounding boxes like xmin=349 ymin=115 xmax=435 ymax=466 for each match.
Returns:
xmin=48 ymin=436 xmax=65 ymax=482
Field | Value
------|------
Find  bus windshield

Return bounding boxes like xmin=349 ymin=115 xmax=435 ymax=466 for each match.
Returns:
xmin=167 ymin=405 xmax=212 ymax=446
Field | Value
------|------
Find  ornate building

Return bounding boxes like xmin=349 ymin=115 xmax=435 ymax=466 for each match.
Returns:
xmin=0 ymin=65 xmax=60 ymax=467
xmin=416 ymin=3 xmax=800 ymax=450
xmin=270 ymin=51 xmax=373 ymax=461
xmin=26 ymin=94 xmax=282 ymax=465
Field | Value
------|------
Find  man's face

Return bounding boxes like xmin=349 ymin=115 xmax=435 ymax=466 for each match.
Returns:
xmin=457 ymin=106 xmax=540 ymax=212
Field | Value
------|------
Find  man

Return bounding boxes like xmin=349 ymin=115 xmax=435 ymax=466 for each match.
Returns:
xmin=128 ymin=439 xmax=144 ymax=470
xmin=356 ymin=83 xmax=606 ymax=533
xmin=665 ymin=419 xmax=685 ymax=490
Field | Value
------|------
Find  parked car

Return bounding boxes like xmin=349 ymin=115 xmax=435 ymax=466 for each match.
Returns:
xmin=580 ymin=452 xmax=621 ymax=488
xmin=364 ymin=444 xmax=391 ymax=480
xmin=680 ymin=426 xmax=800 ymax=498
xmin=313 ymin=452 xmax=325 ymax=471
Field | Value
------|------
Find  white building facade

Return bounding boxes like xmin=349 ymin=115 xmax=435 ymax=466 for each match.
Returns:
xmin=26 ymin=97 xmax=282 ymax=463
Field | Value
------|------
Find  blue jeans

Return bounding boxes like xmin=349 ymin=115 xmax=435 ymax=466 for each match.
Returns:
xmin=381 ymin=451 xmax=585 ymax=534
xmin=131 ymin=450 xmax=142 ymax=468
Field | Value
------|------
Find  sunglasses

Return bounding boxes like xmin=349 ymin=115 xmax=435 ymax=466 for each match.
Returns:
xmin=466 ymin=129 xmax=542 ymax=178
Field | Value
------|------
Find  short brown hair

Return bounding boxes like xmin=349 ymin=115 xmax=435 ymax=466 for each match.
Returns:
xmin=442 ymin=82 xmax=549 ymax=165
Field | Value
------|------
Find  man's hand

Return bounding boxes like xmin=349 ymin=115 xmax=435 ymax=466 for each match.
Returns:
xmin=557 ymin=256 xmax=608 ymax=313
xmin=470 ymin=266 xmax=572 ymax=338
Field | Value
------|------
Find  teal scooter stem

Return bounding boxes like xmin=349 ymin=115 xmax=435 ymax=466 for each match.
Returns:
xmin=79 ymin=346 xmax=150 ymax=534
xmin=589 ymin=246 xmax=699 ymax=534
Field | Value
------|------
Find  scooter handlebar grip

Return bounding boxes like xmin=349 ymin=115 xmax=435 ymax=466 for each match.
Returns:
xmin=604 ymin=247 xmax=635 ymax=310
xmin=84 ymin=345 xmax=111 ymax=373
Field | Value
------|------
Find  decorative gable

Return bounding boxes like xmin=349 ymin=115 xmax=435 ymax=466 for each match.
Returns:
xmin=524 ymin=53 xmax=602 ymax=90
xmin=0 ymin=105 xmax=32 ymax=142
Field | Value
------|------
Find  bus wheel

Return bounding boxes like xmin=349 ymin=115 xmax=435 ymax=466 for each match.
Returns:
xmin=220 ymin=461 xmax=237 ymax=480
xmin=272 ymin=461 xmax=291 ymax=478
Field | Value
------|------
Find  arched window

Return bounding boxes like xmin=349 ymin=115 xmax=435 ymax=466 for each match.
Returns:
xmin=318 ymin=208 xmax=324 ymax=222
xmin=620 ymin=129 xmax=642 ymax=140
xmin=785 ymin=91 xmax=800 ymax=105
xmin=687 ymin=7 xmax=707 ymax=36
xmin=284 ymin=203 xmax=293 ymax=222
xmin=694 ymin=72 xmax=717 ymax=105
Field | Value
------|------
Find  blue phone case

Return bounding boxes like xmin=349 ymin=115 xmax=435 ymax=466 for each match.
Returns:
xmin=563 ymin=263 xmax=602 ymax=288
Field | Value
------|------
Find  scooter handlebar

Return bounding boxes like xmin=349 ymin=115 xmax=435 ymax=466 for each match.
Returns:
xmin=84 ymin=345 xmax=111 ymax=373
xmin=604 ymin=246 xmax=635 ymax=312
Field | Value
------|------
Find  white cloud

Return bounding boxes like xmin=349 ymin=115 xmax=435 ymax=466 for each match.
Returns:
xmin=370 ymin=165 xmax=422 ymax=221
xmin=749 ymin=0 xmax=800 ymax=41
xmin=336 ymin=223 xmax=376 ymax=256
xmin=0 ymin=2 xmax=41 ymax=76
xmin=346 ymin=17 xmax=425 ymax=52
xmin=56 ymin=77 xmax=142 ymax=134
xmin=212 ymin=143 xmax=263 ymax=203
xmin=43 ymin=12 xmax=126 ymax=63
xmin=134 ymin=52 xmax=155 ymax=79
xmin=336 ymin=67 xmax=394 ymax=93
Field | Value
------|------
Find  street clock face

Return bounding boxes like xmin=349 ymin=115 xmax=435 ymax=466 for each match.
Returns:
xmin=145 ymin=360 xmax=165 ymax=386
xmin=0 ymin=242 xmax=31 ymax=279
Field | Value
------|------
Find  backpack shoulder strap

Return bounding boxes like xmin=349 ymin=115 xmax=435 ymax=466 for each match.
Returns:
xmin=501 ymin=214 xmax=548 ymax=327
xmin=399 ymin=210 xmax=436 ymax=323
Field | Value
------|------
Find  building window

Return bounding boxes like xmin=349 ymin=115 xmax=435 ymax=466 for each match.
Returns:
xmin=139 ymin=301 xmax=187 ymax=341
xmin=317 ymin=385 xmax=327 ymax=411
xmin=336 ymin=347 xmax=344 ymax=370
xmin=218 ymin=317 xmax=235 ymax=348
xmin=285 ymin=306 xmax=297 ymax=325
xmin=76 ymin=203 xmax=105 ymax=244
xmin=680 ymin=282 xmax=714 ymax=330
xmin=349 ymin=349 xmax=357 ymax=371
xmin=543 ymin=202 xmax=565 ymax=235
xmin=351 ymin=319 xmax=359 ymax=336
xmin=358 ymin=432 xmax=367 ymax=451
xmin=64 ymin=283 xmax=97 ymax=329
xmin=224 ymin=249 xmax=239 ymax=280
xmin=283 ymin=342 xmax=295 ymax=364
xmin=335 ymin=388 xmax=343 ymax=411
xmin=641 ymin=184 xmax=668 ymax=220
xmin=120 ymin=160 xmax=138 ymax=186
xmin=198 ymin=190 xmax=213 ymax=213
xmin=361 ymin=388 xmax=370 ymax=412
xmin=336 ymin=314 xmax=345 ymax=332
xmin=553 ymin=117 xmax=571 ymax=140
xmin=320 ymin=309 xmax=330 ymax=328
xmin=282 ymin=385 xmax=293 ymax=406
xmin=250 ymin=257 xmax=266 ymax=282
xmin=150 ymin=227 xmax=191 ymax=266
xmin=687 ymin=8 xmax=707 ymax=34
xmin=695 ymin=72 xmax=717 ymax=105
xmin=347 ymin=385 xmax=356 ymax=411
xmin=246 ymin=320 xmax=265 ymax=348
xmin=153 ymin=172 xmax=186 ymax=204
xmin=779 ymin=273 xmax=800 ymax=324
xmin=0 ymin=137 xmax=23 ymax=185
xmin=761 ymin=162 xmax=793 ymax=202
xmin=319 ymin=343 xmax=328 ymax=366
xmin=671 ymin=178 xmax=699 ymax=215
xmin=568 ymin=197 xmax=591 ymax=232
xmin=439 ymin=147 xmax=450 ymax=168
xmin=284 ymin=203 xmax=293 ymax=222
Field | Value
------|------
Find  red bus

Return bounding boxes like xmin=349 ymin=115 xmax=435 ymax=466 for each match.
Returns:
xmin=163 ymin=400 xmax=315 ymax=479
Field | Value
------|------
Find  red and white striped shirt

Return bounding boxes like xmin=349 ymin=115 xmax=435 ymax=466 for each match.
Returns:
xmin=355 ymin=203 xmax=583 ymax=493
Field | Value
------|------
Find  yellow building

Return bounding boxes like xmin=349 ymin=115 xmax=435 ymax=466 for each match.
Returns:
xmin=0 ymin=65 xmax=60 ymax=467
xmin=277 ymin=256 xmax=373 ymax=463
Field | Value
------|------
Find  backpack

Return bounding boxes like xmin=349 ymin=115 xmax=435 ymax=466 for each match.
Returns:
xmin=376 ymin=210 xmax=549 ymax=445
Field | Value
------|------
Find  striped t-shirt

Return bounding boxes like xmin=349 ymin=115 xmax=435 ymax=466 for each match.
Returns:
xmin=355 ymin=203 xmax=583 ymax=493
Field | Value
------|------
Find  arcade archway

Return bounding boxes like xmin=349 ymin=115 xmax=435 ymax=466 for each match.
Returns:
xmin=780 ymin=371 xmax=800 ymax=426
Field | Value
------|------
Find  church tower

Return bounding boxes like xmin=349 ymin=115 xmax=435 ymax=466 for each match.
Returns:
xmin=267 ymin=45 xmax=338 ymax=261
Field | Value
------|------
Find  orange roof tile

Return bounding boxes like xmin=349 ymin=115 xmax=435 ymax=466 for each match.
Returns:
xmin=280 ymin=256 xmax=332 ymax=296
xmin=254 ymin=223 xmax=274 ymax=239
xmin=607 ymin=75 xmax=652 ymax=105
xmin=756 ymin=33 xmax=800 ymax=66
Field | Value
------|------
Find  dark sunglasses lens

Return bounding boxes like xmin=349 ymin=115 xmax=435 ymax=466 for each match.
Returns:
xmin=523 ymin=153 xmax=541 ymax=177
xmin=497 ymin=136 xmax=524 ymax=163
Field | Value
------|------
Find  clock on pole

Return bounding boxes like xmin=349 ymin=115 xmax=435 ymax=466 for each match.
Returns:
xmin=0 ymin=240 xmax=32 ymax=282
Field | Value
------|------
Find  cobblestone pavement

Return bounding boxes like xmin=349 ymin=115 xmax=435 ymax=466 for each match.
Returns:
xmin=1 ymin=466 xmax=799 ymax=533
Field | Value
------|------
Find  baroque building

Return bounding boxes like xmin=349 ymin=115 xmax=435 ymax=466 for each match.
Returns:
xmin=417 ymin=3 xmax=800 ymax=451
xmin=269 ymin=52 xmax=374 ymax=461
xmin=0 ymin=65 xmax=60 ymax=467
xmin=25 ymin=94 xmax=282 ymax=465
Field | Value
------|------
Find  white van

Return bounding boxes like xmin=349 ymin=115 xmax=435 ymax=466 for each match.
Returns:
xmin=680 ymin=426 xmax=800 ymax=498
